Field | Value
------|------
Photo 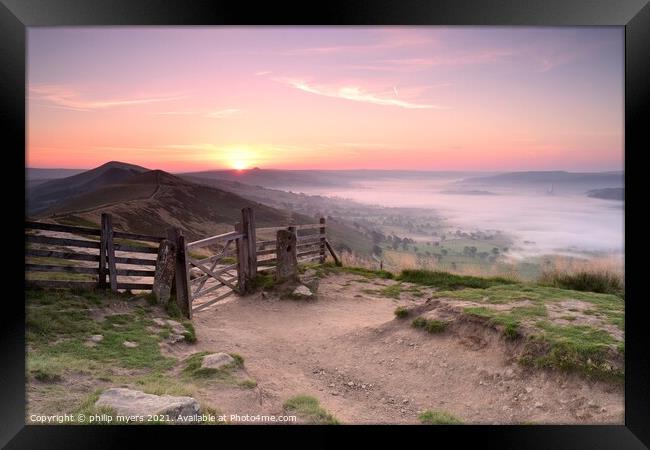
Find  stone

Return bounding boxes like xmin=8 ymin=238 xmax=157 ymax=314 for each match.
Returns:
xmin=152 ymin=239 xmax=176 ymax=304
xmin=152 ymin=318 xmax=167 ymax=327
xmin=166 ymin=320 xmax=181 ymax=327
xmin=201 ymin=352 xmax=235 ymax=370
xmin=534 ymin=402 xmax=544 ymax=408
xmin=95 ymin=388 xmax=200 ymax=419
xmin=167 ymin=334 xmax=185 ymax=344
xmin=123 ymin=341 xmax=138 ymax=348
xmin=275 ymin=229 xmax=298 ymax=282
xmin=292 ymin=285 xmax=313 ymax=298
xmin=347 ymin=381 xmax=354 ymax=386
xmin=89 ymin=334 xmax=103 ymax=343
xmin=525 ymin=387 xmax=533 ymax=393
xmin=304 ymin=269 xmax=317 ymax=278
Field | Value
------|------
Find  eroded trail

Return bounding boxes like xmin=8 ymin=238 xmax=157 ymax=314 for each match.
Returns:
xmin=177 ymin=273 xmax=623 ymax=424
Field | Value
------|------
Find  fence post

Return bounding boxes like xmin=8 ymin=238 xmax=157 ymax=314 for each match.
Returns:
xmin=235 ymin=221 xmax=249 ymax=294
xmin=99 ymin=213 xmax=108 ymax=289
xmin=102 ymin=213 xmax=118 ymax=292
xmin=241 ymin=207 xmax=257 ymax=284
xmin=319 ymin=217 xmax=326 ymax=264
xmin=169 ymin=228 xmax=191 ymax=319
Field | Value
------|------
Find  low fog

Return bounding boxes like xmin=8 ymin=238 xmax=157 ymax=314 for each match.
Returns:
xmin=294 ymin=176 xmax=624 ymax=259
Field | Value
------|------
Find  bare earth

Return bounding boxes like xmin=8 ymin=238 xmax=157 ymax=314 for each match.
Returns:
xmin=166 ymin=273 xmax=624 ymax=424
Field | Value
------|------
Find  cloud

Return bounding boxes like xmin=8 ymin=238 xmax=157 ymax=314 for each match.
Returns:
xmin=279 ymin=79 xmax=442 ymax=110
xmin=29 ymin=84 xmax=185 ymax=111
xmin=255 ymin=70 xmax=272 ymax=76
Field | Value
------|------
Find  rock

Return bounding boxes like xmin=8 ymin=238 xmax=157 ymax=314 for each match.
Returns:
xmin=534 ymin=402 xmax=544 ymax=408
xmin=152 ymin=318 xmax=167 ymax=327
xmin=402 ymin=399 xmax=409 ymax=404
xmin=525 ymin=387 xmax=533 ymax=393
xmin=304 ymin=269 xmax=317 ymax=278
xmin=361 ymin=384 xmax=366 ymax=389
xmin=261 ymin=291 xmax=269 ymax=299
xmin=167 ymin=334 xmax=185 ymax=344
xmin=166 ymin=319 xmax=181 ymax=327
xmin=292 ymin=285 xmax=313 ymax=298
xmin=347 ymin=381 xmax=354 ymax=386
xmin=328 ymin=383 xmax=335 ymax=388
xmin=201 ymin=352 xmax=235 ymax=370
xmin=90 ymin=334 xmax=103 ymax=343
xmin=96 ymin=388 xmax=200 ymax=419
xmin=123 ymin=341 xmax=138 ymax=348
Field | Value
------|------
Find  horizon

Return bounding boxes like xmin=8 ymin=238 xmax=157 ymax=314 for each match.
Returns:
xmin=25 ymin=160 xmax=624 ymax=175
xmin=28 ymin=27 xmax=623 ymax=172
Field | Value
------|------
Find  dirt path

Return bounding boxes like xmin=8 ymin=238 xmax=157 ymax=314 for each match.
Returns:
xmin=170 ymin=273 xmax=624 ymax=424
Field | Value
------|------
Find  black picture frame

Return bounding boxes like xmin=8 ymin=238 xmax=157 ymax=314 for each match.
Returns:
xmin=2 ymin=0 xmax=648 ymax=448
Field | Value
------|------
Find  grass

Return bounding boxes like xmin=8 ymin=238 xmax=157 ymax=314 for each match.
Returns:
xmin=379 ymin=284 xmax=402 ymax=299
xmin=412 ymin=317 xmax=448 ymax=333
xmin=251 ymin=272 xmax=277 ymax=290
xmin=418 ymin=410 xmax=463 ymax=425
xmin=398 ymin=269 xmax=515 ymax=290
xmin=394 ymin=306 xmax=409 ymax=318
xmin=282 ymin=395 xmax=339 ymax=425
xmin=539 ymin=270 xmax=624 ymax=298
xmin=54 ymin=215 xmax=99 ymax=228
xmin=323 ymin=262 xmax=393 ymax=279
xmin=520 ymin=321 xmax=623 ymax=382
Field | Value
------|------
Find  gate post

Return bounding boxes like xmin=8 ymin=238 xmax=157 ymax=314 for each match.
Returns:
xmin=235 ymin=221 xmax=249 ymax=294
xmin=168 ymin=228 xmax=191 ymax=319
xmin=319 ymin=217 xmax=326 ymax=264
xmin=275 ymin=228 xmax=298 ymax=282
xmin=241 ymin=208 xmax=257 ymax=283
xmin=102 ymin=213 xmax=118 ymax=292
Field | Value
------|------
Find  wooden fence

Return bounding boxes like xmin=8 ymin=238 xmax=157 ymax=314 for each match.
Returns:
xmin=25 ymin=213 xmax=163 ymax=291
xmin=26 ymin=208 xmax=342 ymax=319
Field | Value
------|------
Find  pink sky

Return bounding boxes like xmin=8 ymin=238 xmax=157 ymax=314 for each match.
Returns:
xmin=27 ymin=27 xmax=624 ymax=172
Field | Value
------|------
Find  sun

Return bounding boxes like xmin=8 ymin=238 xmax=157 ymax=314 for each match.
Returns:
xmin=232 ymin=160 xmax=248 ymax=170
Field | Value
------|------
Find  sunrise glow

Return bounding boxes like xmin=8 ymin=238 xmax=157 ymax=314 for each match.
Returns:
xmin=27 ymin=27 xmax=623 ymax=172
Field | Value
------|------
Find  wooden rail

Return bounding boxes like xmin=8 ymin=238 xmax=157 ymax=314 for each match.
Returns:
xmin=26 ymin=209 xmax=342 ymax=320
xmin=25 ymin=214 xmax=164 ymax=292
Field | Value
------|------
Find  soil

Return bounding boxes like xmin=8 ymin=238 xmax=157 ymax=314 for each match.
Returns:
xmin=166 ymin=273 xmax=624 ymax=424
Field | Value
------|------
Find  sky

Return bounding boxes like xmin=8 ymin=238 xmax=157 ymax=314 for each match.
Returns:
xmin=27 ymin=27 xmax=624 ymax=172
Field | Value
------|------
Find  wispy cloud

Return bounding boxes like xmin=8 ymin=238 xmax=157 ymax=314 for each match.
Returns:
xmin=29 ymin=84 xmax=185 ymax=111
xmin=279 ymin=78 xmax=442 ymax=110
xmin=255 ymin=70 xmax=272 ymax=76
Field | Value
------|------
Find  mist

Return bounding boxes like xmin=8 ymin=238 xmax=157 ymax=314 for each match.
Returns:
xmin=291 ymin=176 xmax=624 ymax=259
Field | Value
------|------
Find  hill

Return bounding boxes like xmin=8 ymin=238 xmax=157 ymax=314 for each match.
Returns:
xmin=27 ymin=161 xmax=150 ymax=215
xmin=37 ymin=169 xmax=313 ymax=243
xmin=460 ymin=171 xmax=624 ymax=186
xmin=33 ymin=166 xmax=373 ymax=256
xmin=586 ymin=187 xmax=624 ymax=201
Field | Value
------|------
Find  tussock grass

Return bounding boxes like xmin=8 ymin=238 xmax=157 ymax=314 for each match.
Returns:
xmin=539 ymin=270 xmax=624 ymax=298
xmin=412 ymin=317 xmax=448 ymax=333
xmin=418 ymin=410 xmax=463 ymax=424
xmin=394 ymin=306 xmax=409 ymax=318
xmin=282 ymin=395 xmax=339 ymax=424
xmin=323 ymin=262 xmax=393 ymax=279
xmin=398 ymin=269 xmax=515 ymax=290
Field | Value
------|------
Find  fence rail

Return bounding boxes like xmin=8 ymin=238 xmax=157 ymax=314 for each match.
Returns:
xmin=25 ymin=214 xmax=163 ymax=292
xmin=26 ymin=209 xmax=342 ymax=320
